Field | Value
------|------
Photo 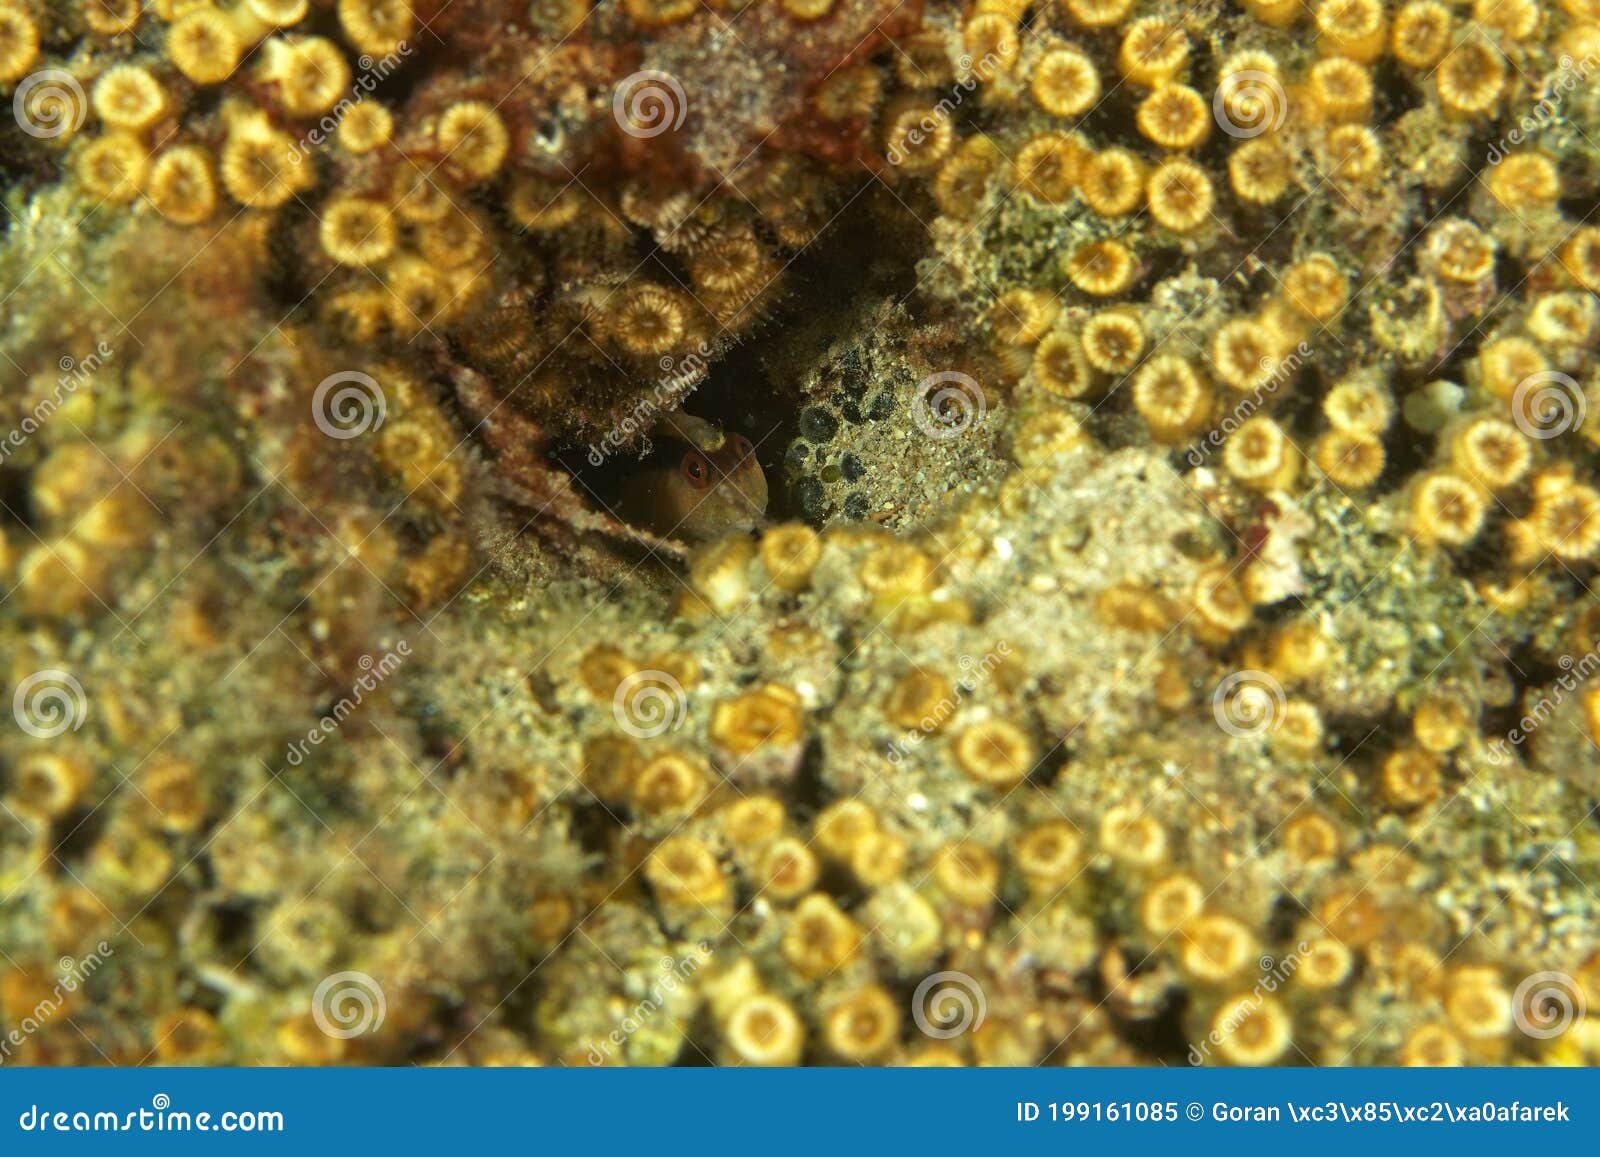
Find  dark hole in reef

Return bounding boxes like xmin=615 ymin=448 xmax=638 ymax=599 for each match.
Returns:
xmin=0 ymin=465 xmax=37 ymax=529
xmin=555 ymin=181 xmax=925 ymax=538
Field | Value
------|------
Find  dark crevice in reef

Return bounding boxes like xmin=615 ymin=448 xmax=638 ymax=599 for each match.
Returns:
xmin=557 ymin=181 xmax=927 ymax=529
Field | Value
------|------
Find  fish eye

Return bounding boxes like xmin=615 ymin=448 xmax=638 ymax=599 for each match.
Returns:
xmin=680 ymin=451 xmax=712 ymax=488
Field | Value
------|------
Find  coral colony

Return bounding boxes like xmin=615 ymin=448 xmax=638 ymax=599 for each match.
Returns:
xmin=0 ymin=0 xmax=1598 ymax=1067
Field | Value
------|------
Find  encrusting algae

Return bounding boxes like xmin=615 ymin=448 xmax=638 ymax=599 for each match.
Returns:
xmin=0 ymin=0 xmax=1598 ymax=1070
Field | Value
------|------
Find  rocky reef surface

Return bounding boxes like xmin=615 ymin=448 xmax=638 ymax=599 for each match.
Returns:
xmin=1 ymin=0 xmax=1599 ymax=1066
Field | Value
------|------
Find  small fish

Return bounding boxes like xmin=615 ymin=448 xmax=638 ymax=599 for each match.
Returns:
xmin=618 ymin=413 xmax=769 ymax=543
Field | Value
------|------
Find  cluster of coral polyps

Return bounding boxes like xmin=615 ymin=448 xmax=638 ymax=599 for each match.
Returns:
xmin=2 ymin=0 xmax=1600 ymax=1067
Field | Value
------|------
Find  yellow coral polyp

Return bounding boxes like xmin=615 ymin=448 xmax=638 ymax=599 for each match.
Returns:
xmin=823 ymin=986 xmax=899 ymax=1061
xmin=882 ymin=98 xmax=954 ymax=173
xmin=1307 ymin=57 xmax=1373 ymax=122
xmin=609 ymin=282 xmax=691 ymax=358
xmin=1450 ymin=417 xmax=1530 ymax=492
xmin=934 ymin=840 xmax=1001 ymax=906
xmin=645 ymin=835 xmax=729 ymax=907
xmin=1014 ymin=132 xmax=1083 ymax=204
xmin=1210 ymin=317 xmax=1280 ymax=392
xmin=1222 ymin=416 xmax=1292 ymax=490
xmin=781 ymin=893 xmax=860 ymax=978
xmin=1146 ymin=157 xmax=1213 ymax=233
xmin=1012 ymin=821 xmax=1081 ymax=892
xmin=1314 ymin=430 xmax=1385 ymax=488
xmin=1391 ymin=0 xmax=1452 ymax=67
xmin=1118 ymin=17 xmax=1189 ymax=85
xmin=168 ymin=10 xmax=246 ymax=84
xmin=144 ymin=145 xmax=219 ymax=224
xmin=1067 ymin=239 xmax=1138 ymax=297
xmin=1561 ymin=226 xmax=1600 ymax=291
xmin=759 ymin=523 xmax=821 ymax=591
xmin=319 ymin=196 xmax=396 ymax=265
xmin=1282 ymin=254 xmax=1349 ymax=321
xmin=963 ymin=13 xmax=1020 ymax=75
xmin=1098 ymin=804 xmax=1167 ymax=868
xmin=74 ymin=133 xmax=147 ymax=203
xmin=1409 ymin=471 xmax=1487 ymax=546
xmin=10 ymin=754 xmax=89 ymax=820
xmin=1315 ymin=0 xmax=1387 ymax=61
xmin=1031 ymin=331 xmax=1093 ymax=398
xmin=1077 ymin=147 xmax=1144 ymax=217
xmin=221 ymin=115 xmax=315 ymax=207
xmin=1321 ymin=376 xmax=1392 ymax=434
xmin=630 ymin=751 xmax=709 ymax=818
xmin=722 ymin=994 xmax=804 ymax=1065
xmin=1436 ymin=40 xmax=1507 ymax=116
xmin=1179 ymin=914 xmax=1256 ymax=981
xmin=710 ymin=684 xmax=804 ymax=757
xmin=951 ymin=717 xmax=1035 ymax=787
xmin=437 ymin=101 xmax=509 ymax=182
xmin=1140 ymin=873 xmax=1203 ymax=933
xmin=1211 ymin=994 xmax=1293 ymax=1065
xmin=1136 ymin=84 xmax=1210 ymax=150
xmin=0 ymin=4 xmax=40 ymax=83
xmin=990 ymin=288 xmax=1058 ymax=347
xmin=92 ymin=65 xmax=168 ymax=132
xmin=1082 ymin=309 xmax=1145 ymax=374
xmin=262 ymin=36 xmax=351 ymax=118
xmin=1228 ymin=138 xmax=1293 ymax=204
xmin=337 ymin=0 xmax=412 ymax=56
xmin=1031 ymin=44 xmax=1100 ymax=117
xmin=1131 ymin=354 xmax=1209 ymax=440
xmin=1487 ymin=153 xmax=1559 ymax=207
